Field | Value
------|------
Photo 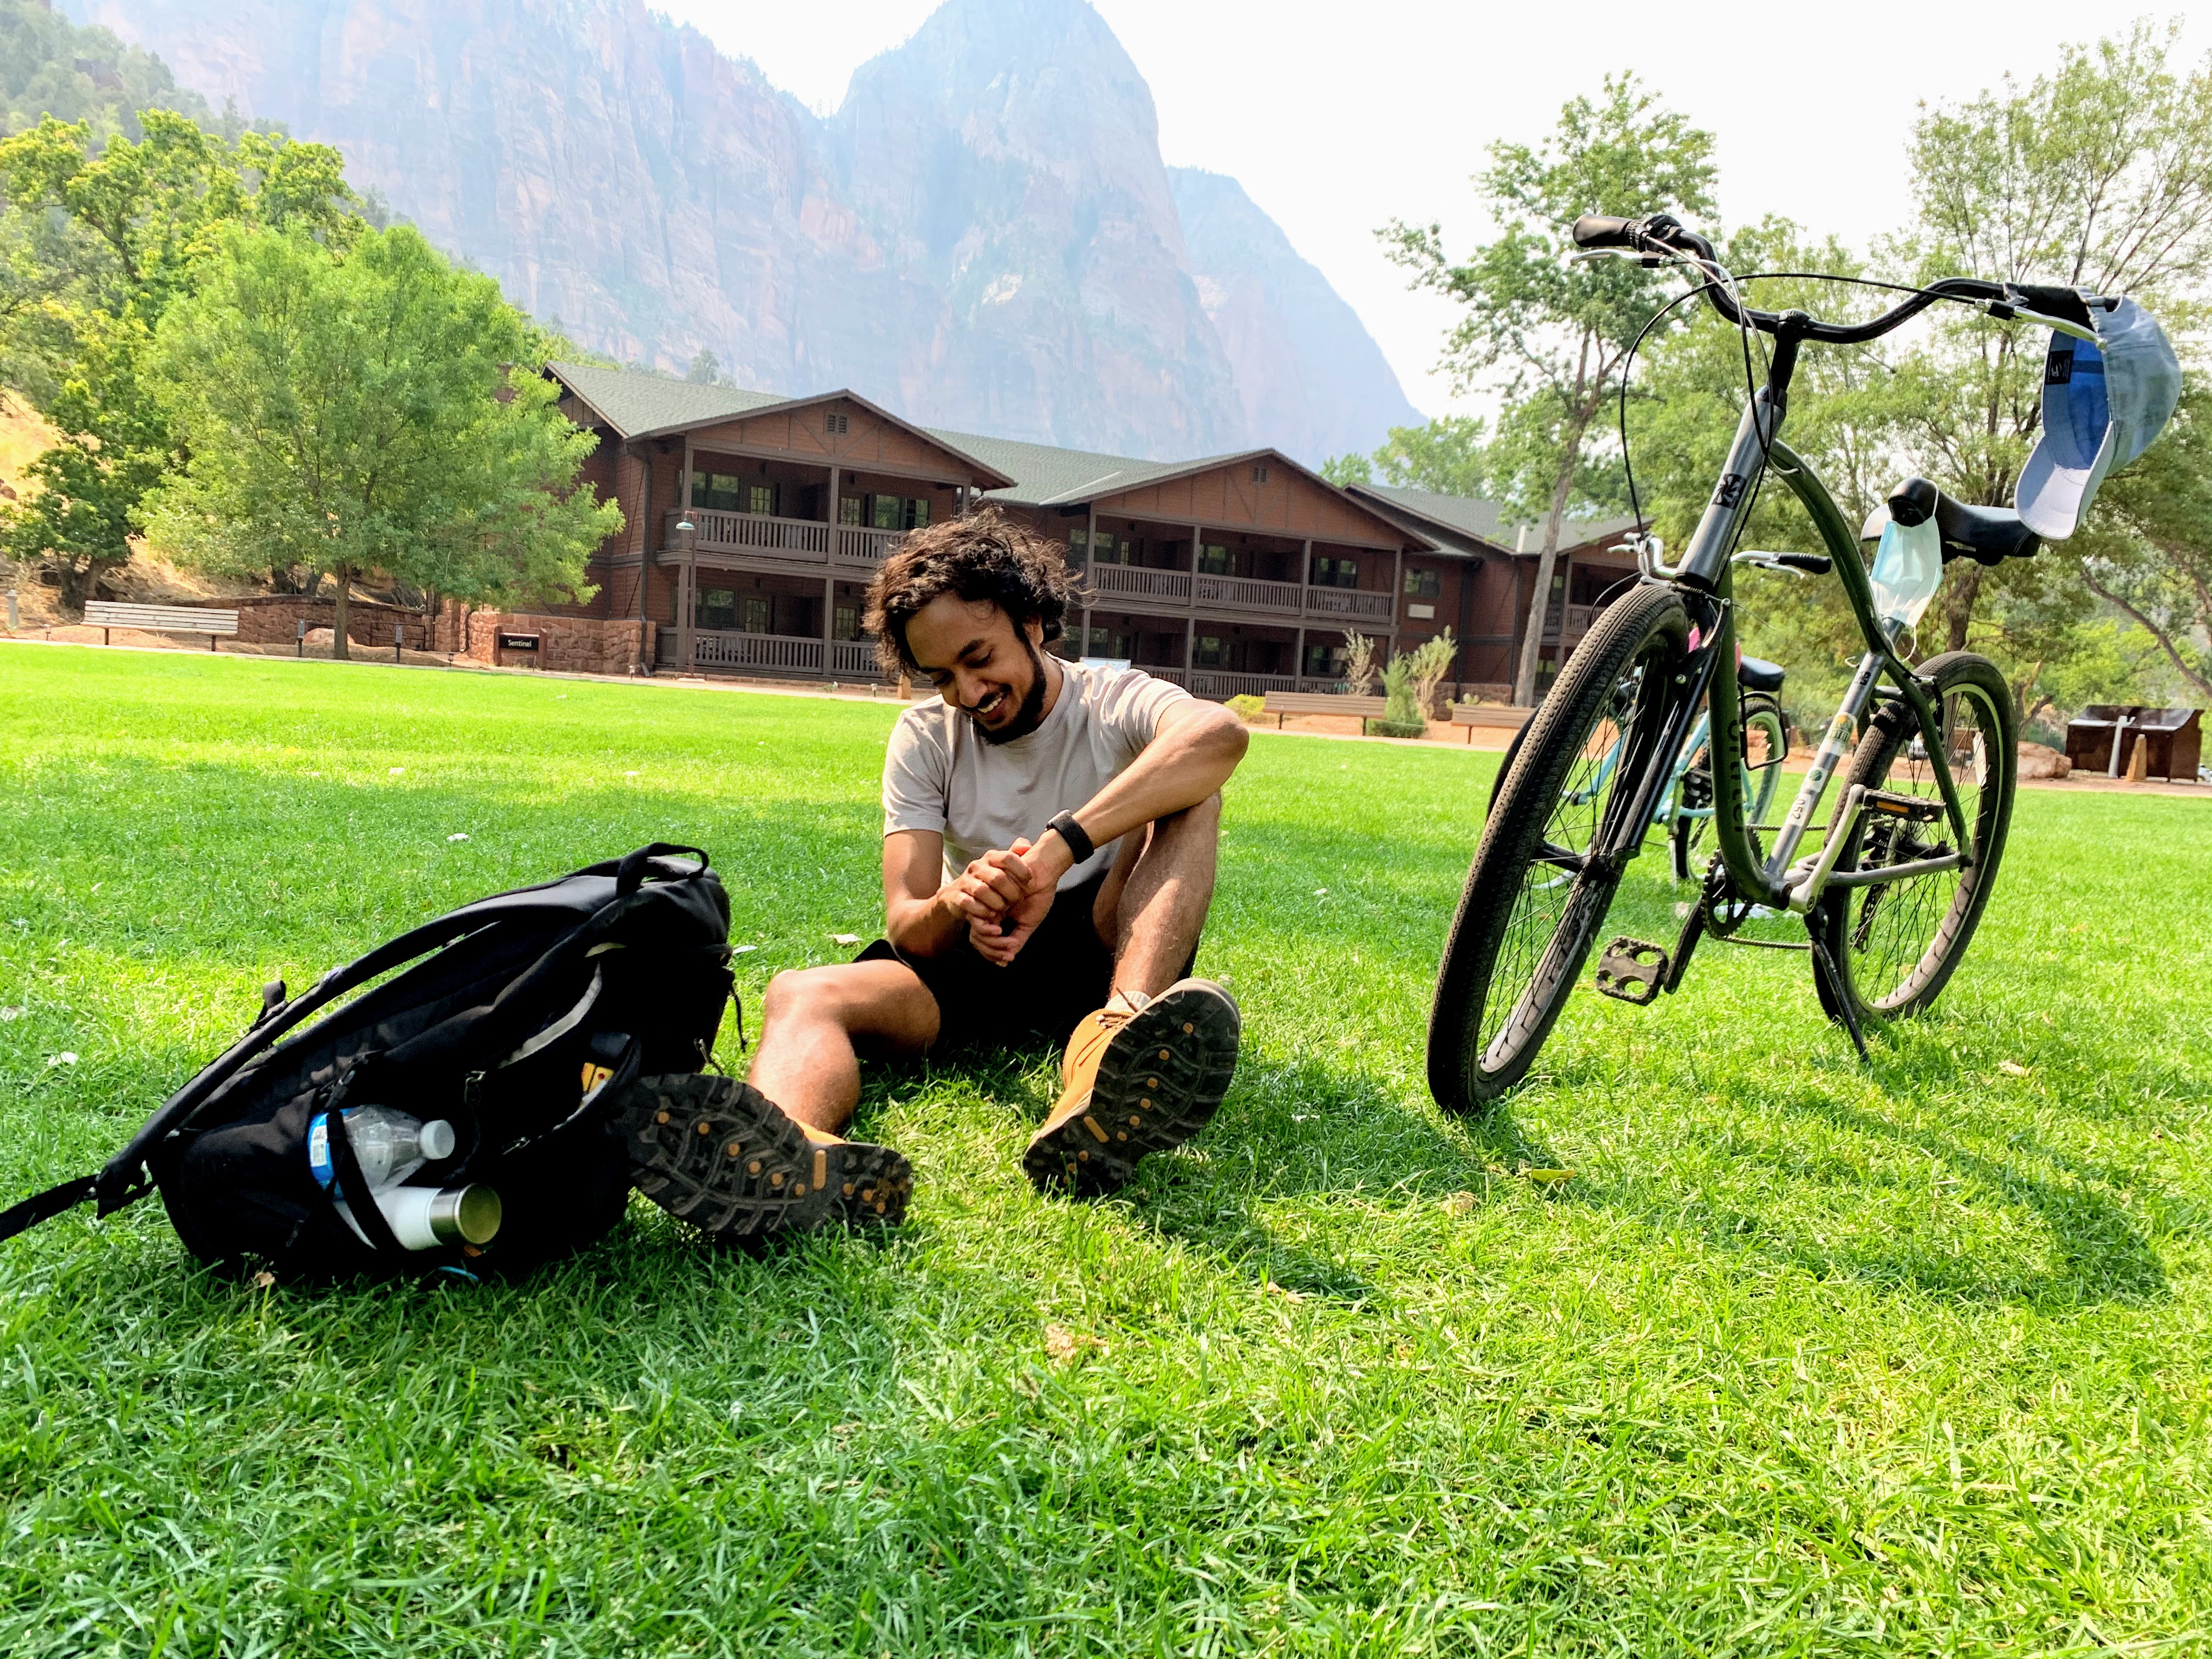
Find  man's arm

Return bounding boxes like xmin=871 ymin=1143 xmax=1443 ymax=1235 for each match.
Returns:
xmin=882 ymin=830 xmax=966 ymax=958
xmin=883 ymin=828 xmax=1053 ymax=959
xmin=956 ymin=699 xmax=1249 ymax=963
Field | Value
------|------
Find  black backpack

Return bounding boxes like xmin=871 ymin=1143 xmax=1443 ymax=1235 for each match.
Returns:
xmin=0 ymin=843 xmax=735 ymax=1279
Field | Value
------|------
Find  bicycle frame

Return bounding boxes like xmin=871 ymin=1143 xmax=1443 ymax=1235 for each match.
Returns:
xmin=1592 ymin=379 xmax=1973 ymax=915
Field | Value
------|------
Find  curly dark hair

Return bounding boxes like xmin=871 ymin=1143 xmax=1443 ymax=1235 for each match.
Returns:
xmin=864 ymin=508 xmax=1080 ymax=675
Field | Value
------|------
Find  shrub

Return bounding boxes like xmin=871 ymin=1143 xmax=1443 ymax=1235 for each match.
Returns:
xmin=1375 ymin=653 xmax=1428 ymax=737
xmin=1224 ymin=693 xmax=1266 ymax=722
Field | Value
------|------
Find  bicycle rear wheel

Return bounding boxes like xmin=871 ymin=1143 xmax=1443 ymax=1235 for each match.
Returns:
xmin=1669 ymin=691 xmax=1788 ymax=881
xmin=1814 ymin=651 xmax=2016 ymax=1023
xmin=1427 ymin=583 xmax=1688 ymax=1114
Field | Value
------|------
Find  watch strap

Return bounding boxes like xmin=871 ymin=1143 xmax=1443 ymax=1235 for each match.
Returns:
xmin=1044 ymin=810 xmax=1094 ymax=866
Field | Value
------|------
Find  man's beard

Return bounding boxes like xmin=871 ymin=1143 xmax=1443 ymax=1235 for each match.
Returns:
xmin=967 ymin=639 xmax=1051 ymax=745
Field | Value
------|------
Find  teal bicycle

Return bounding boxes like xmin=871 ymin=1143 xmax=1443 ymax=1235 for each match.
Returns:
xmin=1429 ymin=210 xmax=2179 ymax=1110
xmin=1498 ymin=616 xmax=1795 ymax=884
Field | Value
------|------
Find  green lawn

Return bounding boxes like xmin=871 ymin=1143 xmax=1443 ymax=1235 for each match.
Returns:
xmin=2 ymin=645 xmax=2208 ymax=1658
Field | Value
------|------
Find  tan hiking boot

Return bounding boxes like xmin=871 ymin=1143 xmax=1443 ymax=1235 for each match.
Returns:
xmin=1023 ymin=979 xmax=1240 ymax=1197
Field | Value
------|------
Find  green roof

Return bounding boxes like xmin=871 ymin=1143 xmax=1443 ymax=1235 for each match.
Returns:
xmin=549 ymin=362 xmax=789 ymax=439
xmin=1355 ymin=483 xmax=1639 ymax=558
xmin=927 ymin=429 xmax=1276 ymax=510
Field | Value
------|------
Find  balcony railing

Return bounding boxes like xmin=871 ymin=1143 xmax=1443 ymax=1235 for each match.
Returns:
xmin=1194 ymin=573 xmax=1303 ymax=616
xmin=1303 ymin=586 xmax=1396 ymax=623
xmin=668 ymin=507 xmax=830 ymax=564
xmin=1188 ymin=669 xmax=1299 ymax=699
xmin=1088 ymin=562 xmax=1397 ymax=625
xmin=658 ymin=629 xmax=887 ymax=679
xmin=835 ymin=525 xmax=901 ymax=567
xmin=1086 ymin=564 xmax=1193 ymax=604
xmin=830 ymin=640 xmax=880 ymax=677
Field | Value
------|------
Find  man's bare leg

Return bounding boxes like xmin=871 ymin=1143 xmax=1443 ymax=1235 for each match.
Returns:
xmin=745 ymin=961 xmax=940 ymax=1136
xmin=1024 ymin=792 xmax=1237 ymax=1197
xmin=1093 ymin=792 xmax=1221 ymax=1000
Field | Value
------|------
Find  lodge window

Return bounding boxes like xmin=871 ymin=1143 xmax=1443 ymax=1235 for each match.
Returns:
xmin=747 ymin=483 xmax=776 ymax=517
xmin=833 ymin=603 xmax=859 ymax=642
xmin=1193 ymin=634 xmax=1224 ymax=667
xmin=825 ymin=411 xmax=849 ymax=435
xmin=1312 ymin=555 xmax=1359 ymax=589
xmin=868 ymin=494 xmax=933 ymax=532
xmin=1304 ymin=641 xmax=1348 ymax=679
xmin=1403 ymin=567 xmax=1441 ymax=599
xmin=840 ymin=495 xmax=864 ymax=526
xmin=692 ymin=472 xmax=744 ymax=512
xmin=696 ymin=588 xmax=736 ymax=630
xmin=1197 ymin=543 xmax=1230 ymax=575
xmin=741 ymin=595 xmax=770 ymax=635
xmin=1086 ymin=627 xmax=1131 ymax=659
xmin=1079 ymin=530 xmax=1119 ymax=566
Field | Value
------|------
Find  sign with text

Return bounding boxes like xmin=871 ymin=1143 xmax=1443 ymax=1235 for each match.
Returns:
xmin=497 ymin=633 xmax=541 ymax=653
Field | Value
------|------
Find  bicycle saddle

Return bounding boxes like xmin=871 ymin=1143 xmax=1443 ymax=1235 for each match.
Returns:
xmin=1861 ymin=477 xmax=2042 ymax=567
xmin=1737 ymin=656 xmax=1786 ymax=693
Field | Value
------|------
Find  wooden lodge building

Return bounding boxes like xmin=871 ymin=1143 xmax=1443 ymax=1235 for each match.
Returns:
xmin=535 ymin=362 xmax=1637 ymax=701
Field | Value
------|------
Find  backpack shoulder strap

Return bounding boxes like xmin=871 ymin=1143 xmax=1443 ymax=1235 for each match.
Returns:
xmin=0 ymin=1175 xmax=98 ymax=1245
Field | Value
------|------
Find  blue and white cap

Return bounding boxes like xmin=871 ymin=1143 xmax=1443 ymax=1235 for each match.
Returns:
xmin=2016 ymin=295 xmax=2180 ymax=539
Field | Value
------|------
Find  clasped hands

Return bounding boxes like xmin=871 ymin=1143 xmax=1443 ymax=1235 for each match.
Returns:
xmin=949 ymin=833 xmax=1073 ymax=966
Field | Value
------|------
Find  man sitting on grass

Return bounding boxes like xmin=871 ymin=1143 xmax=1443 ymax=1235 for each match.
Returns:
xmin=616 ymin=511 xmax=1248 ymax=1240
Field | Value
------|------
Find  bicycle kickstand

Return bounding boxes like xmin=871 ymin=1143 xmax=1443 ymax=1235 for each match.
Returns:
xmin=1804 ymin=927 xmax=1871 ymax=1063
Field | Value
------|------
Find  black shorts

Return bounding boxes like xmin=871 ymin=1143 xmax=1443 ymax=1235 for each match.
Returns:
xmin=856 ymin=874 xmax=1116 ymax=1055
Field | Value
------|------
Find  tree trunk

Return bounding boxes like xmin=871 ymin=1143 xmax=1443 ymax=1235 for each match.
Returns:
xmin=1511 ymin=430 xmax=1587 ymax=708
xmin=1942 ymin=561 xmax=1983 ymax=657
xmin=332 ymin=565 xmax=352 ymax=661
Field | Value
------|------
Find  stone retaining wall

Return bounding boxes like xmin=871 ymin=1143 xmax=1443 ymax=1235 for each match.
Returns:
xmin=464 ymin=611 xmax=656 ymax=675
xmin=222 ymin=595 xmax=440 ymax=650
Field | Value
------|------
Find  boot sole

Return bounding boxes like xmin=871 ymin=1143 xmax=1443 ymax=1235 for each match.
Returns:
xmin=1023 ymin=980 xmax=1240 ymax=1198
xmin=617 ymin=1073 xmax=912 ymax=1239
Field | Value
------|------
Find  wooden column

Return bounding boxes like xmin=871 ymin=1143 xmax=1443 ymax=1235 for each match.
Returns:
xmin=1184 ymin=615 xmax=1195 ymax=682
xmin=822 ymin=575 xmax=836 ymax=679
xmin=1081 ymin=503 xmax=1098 ymax=659
xmin=1296 ymin=537 xmax=1314 ymax=687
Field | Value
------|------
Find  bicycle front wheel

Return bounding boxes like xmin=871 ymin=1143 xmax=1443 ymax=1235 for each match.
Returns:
xmin=1814 ymin=651 xmax=2016 ymax=1023
xmin=1427 ymin=582 xmax=1688 ymax=1113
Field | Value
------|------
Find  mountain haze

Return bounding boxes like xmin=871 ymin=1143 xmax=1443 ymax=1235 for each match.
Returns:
xmin=65 ymin=0 xmax=1421 ymax=461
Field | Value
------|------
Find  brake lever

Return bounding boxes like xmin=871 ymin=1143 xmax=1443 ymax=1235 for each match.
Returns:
xmin=1985 ymin=300 xmax=2100 ymax=346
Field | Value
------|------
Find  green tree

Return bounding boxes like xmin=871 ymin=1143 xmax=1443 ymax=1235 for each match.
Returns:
xmin=1384 ymin=75 xmax=1716 ymax=705
xmin=0 ymin=0 xmax=208 ymax=145
xmin=144 ymin=224 xmax=620 ymax=658
xmin=2070 ymin=376 xmax=2212 ymax=702
xmin=0 ymin=110 xmax=359 ymax=607
xmin=1889 ymin=20 xmax=2212 ymax=667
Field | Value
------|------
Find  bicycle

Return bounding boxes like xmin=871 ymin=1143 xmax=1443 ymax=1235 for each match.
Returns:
xmin=1494 ymin=629 xmax=1795 ymax=884
xmin=1427 ymin=211 xmax=2176 ymax=1112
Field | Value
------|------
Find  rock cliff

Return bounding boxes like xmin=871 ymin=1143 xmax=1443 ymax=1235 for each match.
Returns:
xmin=66 ymin=0 xmax=1419 ymax=461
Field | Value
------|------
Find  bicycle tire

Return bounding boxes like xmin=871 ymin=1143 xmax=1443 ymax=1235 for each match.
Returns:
xmin=1669 ymin=691 xmax=1787 ymax=881
xmin=1813 ymin=651 xmax=2016 ymax=1023
xmin=1427 ymin=582 xmax=1689 ymax=1114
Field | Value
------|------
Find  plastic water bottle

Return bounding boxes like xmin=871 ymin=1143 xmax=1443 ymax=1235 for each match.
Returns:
xmin=1870 ymin=516 xmax=1943 ymax=630
xmin=306 ymin=1106 xmax=499 ymax=1250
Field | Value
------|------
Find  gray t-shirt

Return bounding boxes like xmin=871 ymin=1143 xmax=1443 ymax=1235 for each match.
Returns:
xmin=882 ymin=661 xmax=1193 ymax=891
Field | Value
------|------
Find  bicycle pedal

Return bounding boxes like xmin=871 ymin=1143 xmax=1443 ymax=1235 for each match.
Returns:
xmin=1862 ymin=788 xmax=1944 ymax=823
xmin=1594 ymin=936 xmax=1668 ymax=1005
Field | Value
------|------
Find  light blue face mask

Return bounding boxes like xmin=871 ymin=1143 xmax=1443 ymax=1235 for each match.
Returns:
xmin=2015 ymin=295 xmax=2181 ymax=539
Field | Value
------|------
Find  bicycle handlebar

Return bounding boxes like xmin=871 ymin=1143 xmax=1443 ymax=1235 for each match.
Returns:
xmin=1572 ymin=211 xmax=2111 ymax=346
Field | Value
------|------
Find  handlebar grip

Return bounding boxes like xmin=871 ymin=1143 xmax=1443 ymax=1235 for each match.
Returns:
xmin=2007 ymin=283 xmax=2097 ymax=331
xmin=1571 ymin=214 xmax=1635 ymax=250
xmin=1773 ymin=553 xmax=1833 ymax=575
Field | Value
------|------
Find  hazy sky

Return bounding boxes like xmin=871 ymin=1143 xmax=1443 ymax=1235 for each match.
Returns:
xmin=654 ymin=0 xmax=2207 ymax=422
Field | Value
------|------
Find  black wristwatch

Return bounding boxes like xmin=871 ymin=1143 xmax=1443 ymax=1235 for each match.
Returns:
xmin=1043 ymin=810 xmax=1094 ymax=865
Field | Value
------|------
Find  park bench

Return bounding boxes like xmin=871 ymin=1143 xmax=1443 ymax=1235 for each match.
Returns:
xmin=83 ymin=601 xmax=238 ymax=650
xmin=1449 ymin=702 xmax=1534 ymax=743
xmin=1259 ymin=691 xmax=1389 ymax=728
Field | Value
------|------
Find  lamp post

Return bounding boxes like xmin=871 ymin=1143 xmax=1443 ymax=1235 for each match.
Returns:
xmin=675 ymin=515 xmax=698 ymax=674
